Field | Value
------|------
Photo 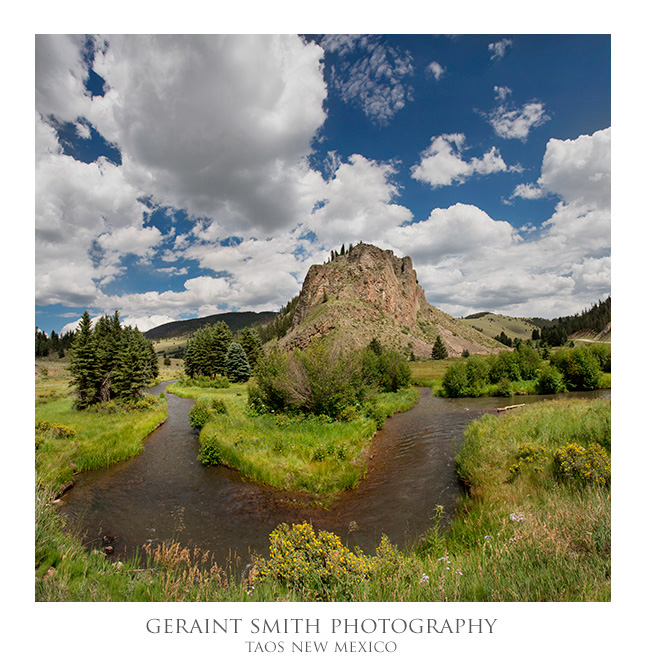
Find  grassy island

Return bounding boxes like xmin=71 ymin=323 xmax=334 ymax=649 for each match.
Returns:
xmin=169 ymin=379 xmax=418 ymax=500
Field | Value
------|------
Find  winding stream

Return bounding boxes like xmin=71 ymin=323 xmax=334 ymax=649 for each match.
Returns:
xmin=61 ymin=383 xmax=609 ymax=564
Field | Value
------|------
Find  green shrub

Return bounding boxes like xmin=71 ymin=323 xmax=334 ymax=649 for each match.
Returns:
xmin=552 ymin=347 xmax=602 ymax=391
xmin=365 ymin=403 xmax=386 ymax=429
xmin=295 ymin=341 xmax=364 ymax=418
xmin=442 ymin=361 xmax=470 ymax=397
xmin=210 ymin=397 xmax=228 ymax=414
xmin=489 ymin=351 xmax=521 ymax=383
xmin=251 ymin=340 xmax=409 ymax=419
xmin=553 ymin=442 xmax=610 ymax=486
xmin=197 ymin=434 xmax=223 ymax=466
xmin=586 ymin=344 xmax=611 ymax=372
xmin=493 ymin=378 xmax=513 ymax=397
xmin=374 ymin=349 xmax=411 ymax=392
xmin=465 ymin=356 xmax=490 ymax=394
xmin=189 ymin=399 xmax=212 ymax=430
xmin=250 ymin=345 xmax=293 ymax=413
xmin=515 ymin=342 xmax=542 ymax=379
xmin=536 ymin=365 xmax=566 ymax=394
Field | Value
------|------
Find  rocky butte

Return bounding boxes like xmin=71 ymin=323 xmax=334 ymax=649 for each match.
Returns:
xmin=278 ymin=243 xmax=502 ymax=357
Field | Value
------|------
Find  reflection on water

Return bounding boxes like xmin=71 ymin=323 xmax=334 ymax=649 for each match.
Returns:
xmin=61 ymin=383 xmax=609 ymax=564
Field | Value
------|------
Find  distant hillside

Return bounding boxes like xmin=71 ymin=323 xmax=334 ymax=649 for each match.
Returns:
xmin=274 ymin=243 xmax=504 ymax=358
xmin=144 ymin=311 xmax=277 ymax=341
xmin=462 ymin=297 xmax=611 ymax=344
xmin=460 ymin=312 xmax=540 ymax=341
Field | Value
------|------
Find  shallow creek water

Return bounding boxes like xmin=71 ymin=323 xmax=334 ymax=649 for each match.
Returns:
xmin=61 ymin=383 xmax=609 ymax=564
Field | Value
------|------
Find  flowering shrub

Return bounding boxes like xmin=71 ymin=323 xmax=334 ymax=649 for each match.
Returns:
xmin=509 ymin=442 xmax=550 ymax=476
xmin=251 ymin=522 xmax=401 ymax=600
xmin=35 ymin=420 xmax=76 ymax=439
xmin=553 ymin=442 xmax=610 ymax=486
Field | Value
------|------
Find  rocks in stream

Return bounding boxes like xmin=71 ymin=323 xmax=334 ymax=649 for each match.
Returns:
xmin=102 ymin=534 xmax=115 ymax=555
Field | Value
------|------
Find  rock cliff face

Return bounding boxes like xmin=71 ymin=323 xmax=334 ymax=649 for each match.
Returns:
xmin=279 ymin=243 xmax=503 ymax=358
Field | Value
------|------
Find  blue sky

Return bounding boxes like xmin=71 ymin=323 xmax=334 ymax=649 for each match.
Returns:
xmin=35 ymin=34 xmax=610 ymax=334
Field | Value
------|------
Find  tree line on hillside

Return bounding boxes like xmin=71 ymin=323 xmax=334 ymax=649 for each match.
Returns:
xmin=68 ymin=311 xmax=159 ymax=408
xmin=325 ymin=242 xmax=358 ymax=263
xmin=533 ymin=297 xmax=610 ymax=346
xmin=35 ymin=328 xmax=75 ymax=358
xmin=463 ymin=298 xmax=610 ymax=350
xmin=256 ymin=295 xmax=300 ymax=343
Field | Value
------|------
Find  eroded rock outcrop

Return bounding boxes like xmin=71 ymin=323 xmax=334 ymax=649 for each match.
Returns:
xmin=279 ymin=243 xmax=503 ymax=357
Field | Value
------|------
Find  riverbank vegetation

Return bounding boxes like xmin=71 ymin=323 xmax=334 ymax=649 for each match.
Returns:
xmin=36 ymin=394 xmax=610 ymax=601
xmin=36 ymin=356 xmax=167 ymax=494
xmin=439 ymin=341 xmax=610 ymax=398
xmin=36 ymin=394 xmax=167 ymax=493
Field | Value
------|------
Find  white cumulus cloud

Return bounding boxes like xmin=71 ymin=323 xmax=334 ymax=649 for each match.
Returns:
xmin=411 ymin=134 xmax=513 ymax=188
xmin=489 ymin=101 xmax=550 ymax=140
xmin=385 ymin=128 xmax=610 ymax=318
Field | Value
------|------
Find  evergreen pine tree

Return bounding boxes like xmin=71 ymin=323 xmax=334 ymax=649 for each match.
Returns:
xmin=93 ymin=312 xmax=122 ymax=401
xmin=113 ymin=326 xmax=158 ymax=400
xmin=69 ymin=311 xmax=158 ymax=406
xmin=239 ymin=327 xmax=264 ymax=370
xmin=183 ymin=322 xmax=233 ymax=378
xmin=69 ymin=311 xmax=100 ymax=408
xmin=225 ymin=342 xmax=251 ymax=382
xmin=367 ymin=338 xmax=383 ymax=356
xmin=432 ymin=335 xmax=448 ymax=360
xmin=35 ymin=329 xmax=50 ymax=357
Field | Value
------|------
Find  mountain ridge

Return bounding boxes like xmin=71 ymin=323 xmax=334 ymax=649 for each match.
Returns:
xmin=144 ymin=311 xmax=276 ymax=340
